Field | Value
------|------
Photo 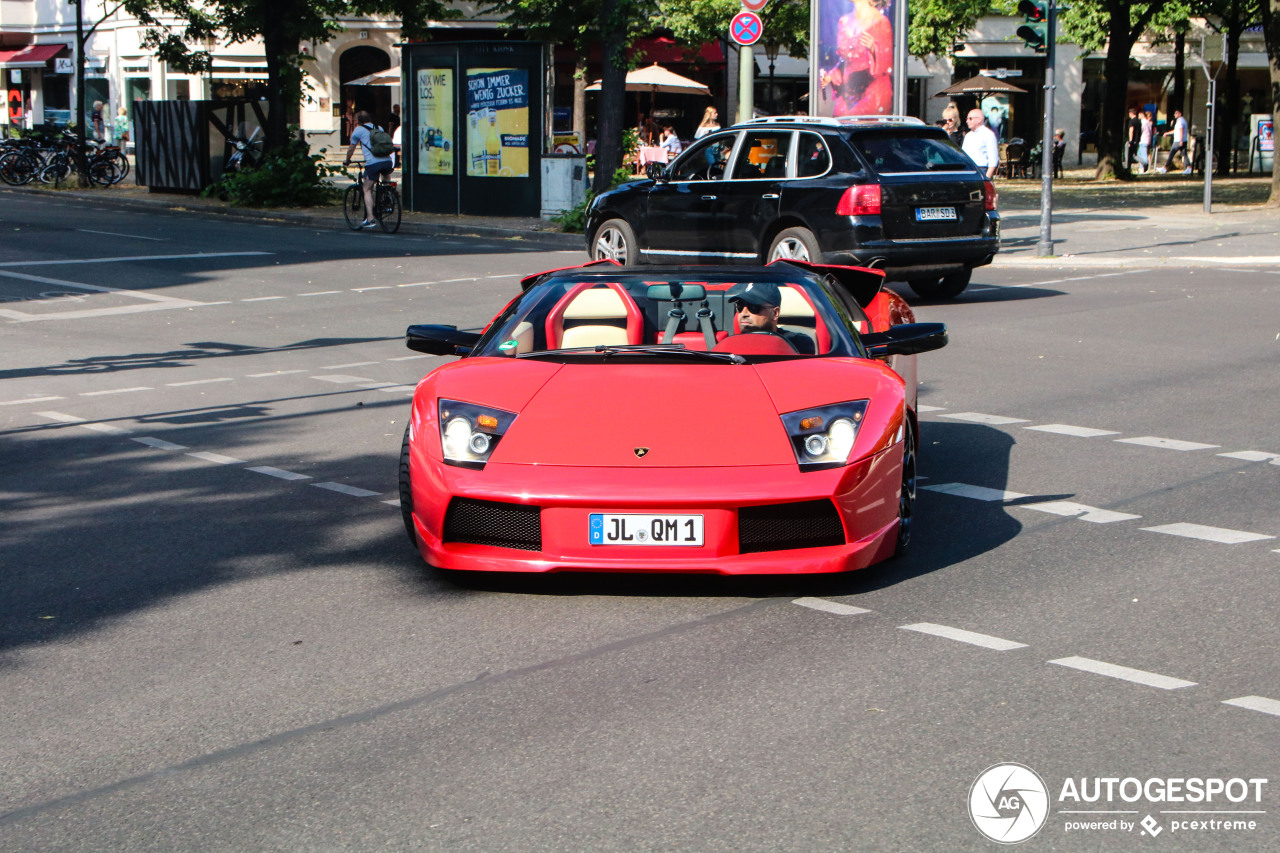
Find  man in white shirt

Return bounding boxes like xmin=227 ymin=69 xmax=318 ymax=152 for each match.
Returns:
xmin=1157 ymin=109 xmax=1191 ymax=174
xmin=962 ymin=109 xmax=1000 ymax=178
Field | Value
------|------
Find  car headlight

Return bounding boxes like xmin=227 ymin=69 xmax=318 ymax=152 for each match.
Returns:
xmin=438 ymin=399 xmax=517 ymax=469
xmin=780 ymin=401 xmax=870 ymax=471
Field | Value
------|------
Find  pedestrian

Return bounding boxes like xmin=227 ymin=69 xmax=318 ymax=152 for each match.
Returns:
xmin=1052 ymin=128 xmax=1066 ymax=179
xmin=694 ymin=106 xmax=720 ymax=140
xmin=1137 ymin=110 xmax=1153 ymax=174
xmin=113 ymin=105 xmax=129 ymax=147
xmin=659 ymin=125 xmax=682 ymax=158
xmin=1158 ymin=108 xmax=1190 ymax=174
xmin=387 ymin=103 xmax=401 ymax=136
xmin=1125 ymin=106 xmax=1140 ymax=170
xmin=961 ymin=108 xmax=999 ymax=179
xmin=90 ymin=101 xmax=105 ymax=141
xmin=342 ymin=110 xmax=394 ymax=229
xmin=942 ymin=103 xmax=963 ymax=146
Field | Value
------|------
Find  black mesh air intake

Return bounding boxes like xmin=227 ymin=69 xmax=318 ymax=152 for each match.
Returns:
xmin=738 ymin=500 xmax=845 ymax=553
xmin=443 ymin=498 xmax=542 ymax=551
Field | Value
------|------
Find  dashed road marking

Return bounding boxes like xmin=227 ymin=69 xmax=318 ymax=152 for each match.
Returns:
xmin=900 ymin=622 xmax=1027 ymax=651
xmin=131 ymin=437 xmax=188 ymax=451
xmin=246 ymin=370 xmax=306 ymax=377
xmin=0 ymin=251 xmax=271 ymax=268
xmin=298 ymin=291 xmax=343 ymax=297
xmin=1018 ymin=501 xmax=1141 ymax=524
xmin=241 ymin=296 xmax=286 ymax=302
xmin=0 ymin=396 xmax=63 ymax=406
xmin=312 ymin=482 xmax=381 ymax=498
xmin=311 ymin=374 xmax=374 ymax=385
xmin=915 ymin=404 xmax=946 ymax=412
xmin=941 ymin=412 xmax=1030 ymax=425
xmin=35 ymin=411 xmax=85 ymax=424
xmin=323 ymin=362 xmax=379 ymax=369
xmin=792 ymin=597 xmax=871 ymax=616
xmin=1218 ymin=450 xmax=1280 ymax=464
xmin=387 ymin=355 xmax=431 ymax=362
xmin=247 ymin=466 xmax=311 ymax=481
xmin=922 ymin=483 xmax=1030 ymax=502
xmin=1116 ymin=436 xmax=1220 ymax=452
xmin=167 ymin=378 xmax=234 ymax=387
xmin=1223 ymin=696 xmax=1280 ymax=717
xmin=351 ymin=286 xmax=392 ymax=292
xmin=82 ymin=422 xmax=131 ymax=435
xmin=80 ymin=387 xmax=152 ymax=396
xmin=1140 ymin=523 xmax=1275 ymax=544
xmin=1025 ymin=423 xmax=1121 ymax=438
xmin=1049 ymin=656 xmax=1196 ymax=690
xmin=381 ymin=498 xmax=401 ymax=507
xmin=186 ymin=451 xmax=245 ymax=465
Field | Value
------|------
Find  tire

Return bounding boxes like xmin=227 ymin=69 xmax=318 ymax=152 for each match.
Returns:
xmin=767 ymin=226 xmax=821 ymax=263
xmin=0 ymin=151 xmax=38 ymax=186
xmin=906 ymin=268 xmax=971 ymax=300
xmin=343 ymin=184 xmax=365 ymax=230
xmin=399 ymin=424 xmax=418 ymax=549
xmin=88 ymin=158 xmax=118 ymax=187
xmin=893 ymin=419 xmax=917 ymax=557
xmin=377 ymin=185 xmax=401 ymax=234
xmin=591 ymin=218 xmax=637 ymax=265
xmin=38 ymin=159 xmax=71 ymax=185
xmin=107 ymin=150 xmax=129 ymax=182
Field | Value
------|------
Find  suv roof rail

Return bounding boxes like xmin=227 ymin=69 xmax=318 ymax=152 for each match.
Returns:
xmin=733 ymin=114 xmax=928 ymax=128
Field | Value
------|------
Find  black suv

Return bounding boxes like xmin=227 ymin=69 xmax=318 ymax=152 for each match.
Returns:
xmin=584 ymin=115 xmax=1000 ymax=299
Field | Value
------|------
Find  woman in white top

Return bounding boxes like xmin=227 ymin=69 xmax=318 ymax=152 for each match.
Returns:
xmin=659 ymin=126 xmax=683 ymax=157
xmin=693 ymin=106 xmax=720 ymax=140
xmin=1137 ymin=111 xmax=1153 ymax=174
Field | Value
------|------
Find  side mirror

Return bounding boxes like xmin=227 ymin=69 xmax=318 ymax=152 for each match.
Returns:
xmin=405 ymin=324 xmax=482 ymax=356
xmin=861 ymin=323 xmax=948 ymax=357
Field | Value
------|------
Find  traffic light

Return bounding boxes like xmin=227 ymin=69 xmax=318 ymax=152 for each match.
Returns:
xmin=1016 ymin=0 xmax=1048 ymax=52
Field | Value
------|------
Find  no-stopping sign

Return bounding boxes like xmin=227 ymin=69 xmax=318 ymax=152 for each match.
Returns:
xmin=740 ymin=0 xmax=769 ymax=11
xmin=730 ymin=11 xmax=763 ymax=46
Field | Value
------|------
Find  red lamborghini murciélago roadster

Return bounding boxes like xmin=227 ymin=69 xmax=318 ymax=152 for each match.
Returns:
xmin=398 ymin=260 xmax=946 ymax=575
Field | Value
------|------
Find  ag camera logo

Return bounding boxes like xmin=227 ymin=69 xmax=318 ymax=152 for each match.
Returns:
xmin=969 ymin=762 xmax=1050 ymax=844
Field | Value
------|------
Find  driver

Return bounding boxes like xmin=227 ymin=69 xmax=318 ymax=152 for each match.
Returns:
xmin=726 ymin=282 xmax=815 ymax=354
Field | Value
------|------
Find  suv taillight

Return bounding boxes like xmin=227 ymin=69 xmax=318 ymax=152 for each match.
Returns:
xmin=983 ymin=179 xmax=997 ymax=211
xmin=837 ymin=184 xmax=881 ymax=216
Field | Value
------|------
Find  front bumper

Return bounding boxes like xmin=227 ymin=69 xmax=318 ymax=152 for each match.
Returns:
xmin=408 ymin=449 xmax=902 ymax=575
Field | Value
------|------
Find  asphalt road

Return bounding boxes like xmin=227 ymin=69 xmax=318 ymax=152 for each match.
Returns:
xmin=1 ymin=191 xmax=1277 ymax=852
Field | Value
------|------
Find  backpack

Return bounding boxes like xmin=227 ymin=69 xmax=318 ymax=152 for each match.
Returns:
xmin=365 ymin=124 xmax=395 ymax=158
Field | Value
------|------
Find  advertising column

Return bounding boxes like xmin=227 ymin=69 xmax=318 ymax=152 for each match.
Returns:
xmin=811 ymin=0 xmax=902 ymax=118
xmin=465 ymin=67 xmax=529 ymax=178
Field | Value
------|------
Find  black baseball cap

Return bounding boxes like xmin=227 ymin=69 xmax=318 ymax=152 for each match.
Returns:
xmin=726 ymin=281 xmax=781 ymax=310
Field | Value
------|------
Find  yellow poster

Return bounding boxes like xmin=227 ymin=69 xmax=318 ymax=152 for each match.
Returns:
xmin=417 ymin=68 xmax=453 ymax=175
xmin=465 ymin=67 xmax=530 ymax=178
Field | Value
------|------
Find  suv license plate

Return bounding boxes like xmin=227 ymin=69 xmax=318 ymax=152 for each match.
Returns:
xmin=589 ymin=513 xmax=704 ymax=546
xmin=916 ymin=206 xmax=957 ymax=221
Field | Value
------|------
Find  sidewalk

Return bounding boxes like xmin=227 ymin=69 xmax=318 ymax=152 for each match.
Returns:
xmin=3 ymin=164 xmax=1276 ymax=268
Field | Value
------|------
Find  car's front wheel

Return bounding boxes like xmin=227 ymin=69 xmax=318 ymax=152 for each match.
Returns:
xmin=767 ymin=227 xmax=821 ymax=263
xmin=894 ymin=419 xmax=917 ymax=557
xmin=399 ymin=424 xmax=418 ymax=549
xmin=907 ymin=268 xmax=972 ymax=300
xmin=591 ymin=219 xmax=637 ymax=266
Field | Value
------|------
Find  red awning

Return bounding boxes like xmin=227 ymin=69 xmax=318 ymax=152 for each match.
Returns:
xmin=0 ymin=44 xmax=68 ymax=68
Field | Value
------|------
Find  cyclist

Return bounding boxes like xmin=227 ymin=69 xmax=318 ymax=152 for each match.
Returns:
xmin=343 ymin=110 xmax=394 ymax=229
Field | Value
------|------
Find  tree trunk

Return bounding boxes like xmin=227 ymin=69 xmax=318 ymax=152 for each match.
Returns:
xmin=75 ymin=0 xmax=89 ymax=186
xmin=1170 ymin=30 xmax=1185 ymax=115
xmin=1095 ymin=0 xmax=1133 ymax=179
xmin=260 ymin=6 xmax=296 ymax=151
xmin=573 ymin=59 xmax=587 ymax=150
xmin=1269 ymin=0 xmax=1280 ymax=204
xmin=592 ymin=0 xmax=627 ymax=194
xmin=1216 ymin=20 xmax=1241 ymax=176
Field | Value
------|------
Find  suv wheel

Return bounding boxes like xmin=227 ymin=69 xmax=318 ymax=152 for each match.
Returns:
xmin=907 ymin=268 xmax=971 ymax=300
xmin=767 ymin=227 xmax=821 ymax=263
xmin=591 ymin=219 xmax=637 ymax=266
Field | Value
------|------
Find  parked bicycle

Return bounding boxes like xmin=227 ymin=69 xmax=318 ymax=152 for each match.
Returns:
xmin=342 ymin=169 xmax=401 ymax=234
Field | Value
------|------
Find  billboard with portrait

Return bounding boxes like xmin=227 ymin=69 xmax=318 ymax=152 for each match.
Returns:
xmin=812 ymin=0 xmax=901 ymax=118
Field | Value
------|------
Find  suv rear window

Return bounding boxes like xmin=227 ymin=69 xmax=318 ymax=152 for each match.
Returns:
xmin=847 ymin=131 xmax=975 ymax=175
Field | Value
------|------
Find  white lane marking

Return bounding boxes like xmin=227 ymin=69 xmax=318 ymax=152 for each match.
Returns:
xmin=81 ymin=386 xmax=152 ymax=396
xmin=916 ymin=404 xmax=946 ymax=412
xmin=131 ymin=437 xmax=188 ymax=451
xmin=312 ymin=482 xmax=380 ymax=498
xmin=36 ymin=411 xmax=85 ymax=424
xmin=0 ymin=251 xmax=272 ymax=268
xmin=351 ymin=286 xmax=392 ymax=292
xmin=76 ymin=229 xmax=166 ymax=242
xmin=247 ymin=466 xmax=311 ymax=481
xmin=0 ymin=396 xmax=63 ymax=406
xmin=82 ymin=422 xmax=131 ymax=435
xmin=1049 ymin=656 xmax=1196 ymax=690
xmin=1141 ymin=523 xmax=1275 ymax=544
xmin=311 ymin=374 xmax=373 ymax=384
xmin=1018 ymin=501 xmax=1141 ymax=524
xmin=0 ymin=269 xmax=206 ymax=321
xmin=323 ymin=362 xmax=378 ymax=369
xmin=1177 ymin=255 xmax=1280 ymax=264
xmin=246 ymin=370 xmax=306 ymax=377
xmin=899 ymin=623 xmax=1027 ymax=651
xmin=186 ymin=451 xmax=245 ymax=465
xmin=1218 ymin=450 xmax=1280 ymax=464
xmin=792 ymin=597 xmax=871 ymax=616
xmin=381 ymin=498 xmax=401 ymax=507
xmin=941 ymin=412 xmax=1030 ymax=425
xmin=375 ymin=385 xmax=416 ymax=393
xmin=1116 ymin=436 xmax=1220 ymax=452
xmin=1025 ymin=424 xmax=1121 ymax=438
xmin=167 ymin=377 xmax=234 ymax=387
xmin=922 ymin=483 xmax=1031 ymax=502
xmin=241 ymin=296 xmax=285 ymax=302
xmin=298 ymin=290 xmax=343 ymax=296
xmin=357 ymin=382 xmax=399 ymax=389
xmin=387 ymin=355 xmax=431 ymax=362
xmin=1224 ymin=696 xmax=1280 ymax=717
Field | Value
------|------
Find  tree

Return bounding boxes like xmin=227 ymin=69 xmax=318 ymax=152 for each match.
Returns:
xmin=124 ymin=0 xmax=454 ymax=151
xmin=1194 ymin=0 xmax=1263 ymax=175
xmin=70 ymin=1 xmax=129 ymax=185
xmin=907 ymin=0 xmax=993 ymax=60
xmin=1262 ymin=0 xmax=1280 ymax=203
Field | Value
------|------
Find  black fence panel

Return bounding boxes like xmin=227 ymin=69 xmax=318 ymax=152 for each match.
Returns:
xmin=134 ymin=100 xmax=268 ymax=193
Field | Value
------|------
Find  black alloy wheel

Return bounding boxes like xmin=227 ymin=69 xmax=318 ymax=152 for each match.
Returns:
xmin=399 ymin=424 xmax=418 ymax=548
xmin=894 ymin=419 xmax=917 ymax=557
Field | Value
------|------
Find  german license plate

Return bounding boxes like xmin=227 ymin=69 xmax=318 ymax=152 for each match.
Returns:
xmin=589 ymin=513 xmax=704 ymax=546
xmin=916 ymin=206 xmax=957 ymax=221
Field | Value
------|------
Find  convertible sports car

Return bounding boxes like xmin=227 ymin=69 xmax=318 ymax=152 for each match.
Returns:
xmin=399 ymin=260 xmax=946 ymax=575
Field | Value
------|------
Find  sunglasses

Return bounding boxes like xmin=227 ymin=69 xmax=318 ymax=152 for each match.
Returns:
xmin=733 ymin=301 xmax=772 ymax=313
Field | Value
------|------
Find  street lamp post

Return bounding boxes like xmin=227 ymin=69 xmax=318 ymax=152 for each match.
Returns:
xmin=763 ymin=41 xmax=780 ymax=115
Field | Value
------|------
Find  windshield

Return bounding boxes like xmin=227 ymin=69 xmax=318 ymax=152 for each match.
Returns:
xmin=849 ymin=130 xmax=976 ymax=175
xmin=471 ymin=271 xmax=867 ymax=361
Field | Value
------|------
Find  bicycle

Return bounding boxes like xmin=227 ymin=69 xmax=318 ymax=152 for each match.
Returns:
xmin=342 ymin=168 xmax=401 ymax=234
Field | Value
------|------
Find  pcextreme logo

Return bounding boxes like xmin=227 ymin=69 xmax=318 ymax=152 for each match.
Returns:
xmin=969 ymin=763 xmax=1050 ymax=844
